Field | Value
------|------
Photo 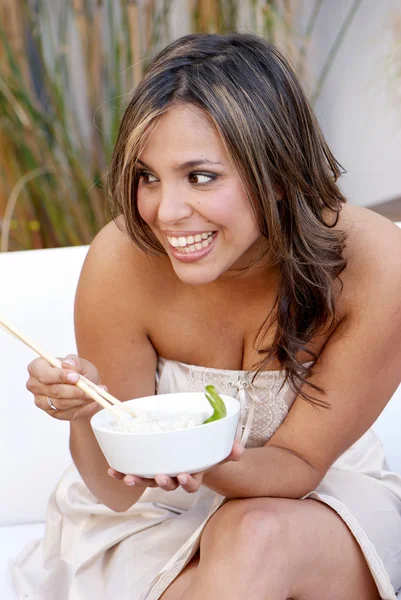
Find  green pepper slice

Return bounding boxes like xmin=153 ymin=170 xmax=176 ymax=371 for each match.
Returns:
xmin=203 ymin=385 xmax=227 ymax=423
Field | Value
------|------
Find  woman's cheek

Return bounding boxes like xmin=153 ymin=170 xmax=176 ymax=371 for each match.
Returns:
xmin=137 ymin=192 xmax=156 ymax=225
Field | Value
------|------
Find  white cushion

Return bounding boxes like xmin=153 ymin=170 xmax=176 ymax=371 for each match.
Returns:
xmin=0 ymin=523 xmax=44 ymax=599
xmin=0 ymin=246 xmax=89 ymax=525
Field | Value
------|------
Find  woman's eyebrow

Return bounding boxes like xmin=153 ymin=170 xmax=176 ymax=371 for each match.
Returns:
xmin=136 ymin=158 xmax=224 ymax=171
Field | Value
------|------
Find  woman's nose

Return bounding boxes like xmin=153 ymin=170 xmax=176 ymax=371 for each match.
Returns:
xmin=156 ymin=186 xmax=193 ymax=224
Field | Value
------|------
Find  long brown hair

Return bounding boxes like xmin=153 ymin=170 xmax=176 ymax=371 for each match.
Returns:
xmin=108 ymin=33 xmax=347 ymax=407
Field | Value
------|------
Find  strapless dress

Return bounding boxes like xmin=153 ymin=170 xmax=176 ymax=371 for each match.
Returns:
xmin=11 ymin=357 xmax=401 ymax=599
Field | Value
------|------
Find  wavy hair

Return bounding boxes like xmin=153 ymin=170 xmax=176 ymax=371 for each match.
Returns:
xmin=108 ymin=33 xmax=347 ymax=407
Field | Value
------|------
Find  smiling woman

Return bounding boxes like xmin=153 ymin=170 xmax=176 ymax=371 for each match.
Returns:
xmin=19 ymin=32 xmax=401 ymax=600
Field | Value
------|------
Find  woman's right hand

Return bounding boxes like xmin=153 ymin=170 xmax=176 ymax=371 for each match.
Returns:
xmin=26 ymin=354 xmax=104 ymax=421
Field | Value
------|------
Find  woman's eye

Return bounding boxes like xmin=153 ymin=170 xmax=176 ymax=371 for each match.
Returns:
xmin=139 ymin=171 xmax=158 ymax=184
xmin=188 ymin=172 xmax=216 ymax=185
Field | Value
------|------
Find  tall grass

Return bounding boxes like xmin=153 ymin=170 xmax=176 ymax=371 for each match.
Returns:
xmin=0 ymin=0 xmax=363 ymax=251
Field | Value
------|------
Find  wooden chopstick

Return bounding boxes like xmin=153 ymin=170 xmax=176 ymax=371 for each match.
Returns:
xmin=78 ymin=373 xmax=135 ymax=416
xmin=0 ymin=317 xmax=133 ymax=422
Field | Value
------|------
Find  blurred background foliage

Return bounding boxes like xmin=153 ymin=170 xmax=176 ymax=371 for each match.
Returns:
xmin=0 ymin=0 xmax=364 ymax=251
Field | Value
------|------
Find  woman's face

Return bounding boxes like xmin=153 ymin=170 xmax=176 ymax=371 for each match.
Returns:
xmin=137 ymin=104 xmax=263 ymax=285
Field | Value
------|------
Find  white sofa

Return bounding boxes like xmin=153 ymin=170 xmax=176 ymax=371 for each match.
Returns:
xmin=0 ymin=243 xmax=400 ymax=599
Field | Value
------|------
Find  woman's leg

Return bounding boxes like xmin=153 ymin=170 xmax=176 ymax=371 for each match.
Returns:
xmin=160 ymin=497 xmax=381 ymax=600
xmin=159 ymin=552 xmax=199 ymax=599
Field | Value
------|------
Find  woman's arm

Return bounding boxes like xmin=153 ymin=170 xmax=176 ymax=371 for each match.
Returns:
xmin=70 ymin=221 xmax=158 ymax=512
xmin=203 ymin=217 xmax=401 ymax=499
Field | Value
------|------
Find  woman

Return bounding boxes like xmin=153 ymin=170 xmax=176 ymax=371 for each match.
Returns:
xmin=19 ymin=33 xmax=401 ymax=599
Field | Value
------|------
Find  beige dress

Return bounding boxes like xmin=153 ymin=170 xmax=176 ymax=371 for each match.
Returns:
xmin=12 ymin=357 xmax=401 ymax=599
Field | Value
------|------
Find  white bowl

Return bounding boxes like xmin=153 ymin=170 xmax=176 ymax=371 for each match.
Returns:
xmin=90 ymin=392 xmax=240 ymax=477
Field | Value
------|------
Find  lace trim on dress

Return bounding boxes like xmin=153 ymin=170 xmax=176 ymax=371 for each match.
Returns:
xmin=185 ymin=363 xmax=292 ymax=448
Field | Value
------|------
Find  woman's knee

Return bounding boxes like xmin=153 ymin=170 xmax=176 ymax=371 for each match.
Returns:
xmin=201 ymin=497 xmax=290 ymax=555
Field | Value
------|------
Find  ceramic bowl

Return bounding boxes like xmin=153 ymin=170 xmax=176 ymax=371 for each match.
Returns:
xmin=90 ymin=392 xmax=240 ymax=477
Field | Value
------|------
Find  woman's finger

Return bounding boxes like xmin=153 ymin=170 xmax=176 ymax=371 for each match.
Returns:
xmin=27 ymin=355 xmax=101 ymax=391
xmin=154 ymin=475 xmax=179 ymax=491
xmin=27 ymin=359 xmax=77 ymax=387
xmin=61 ymin=355 xmax=101 ymax=385
xmin=123 ymin=475 xmax=158 ymax=488
xmin=177 ymin=472 xmax=202 ymax=493
xmin=108 ymin=468 xmax=125 ymax=481
xmin=27 ymin=357 xmax=56 ymax=383
xmin=33 ymin=392 xmax=88 ymax=411
xmin=33 ymin=394 xmax=99 ymax=420
xmin=35 ymin=403 xmax=83 ymax=421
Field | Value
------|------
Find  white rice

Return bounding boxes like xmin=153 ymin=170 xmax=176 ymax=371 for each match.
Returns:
xmin=107 ymin=409 xmax=210 ymax=433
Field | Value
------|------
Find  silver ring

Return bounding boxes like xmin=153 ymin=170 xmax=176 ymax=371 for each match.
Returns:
xmin=47 ymin=396 xmax=57 ymax=411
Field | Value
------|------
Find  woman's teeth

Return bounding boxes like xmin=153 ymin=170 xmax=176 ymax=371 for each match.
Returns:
xmin=167 ymin=232 xmax=215 ymax=253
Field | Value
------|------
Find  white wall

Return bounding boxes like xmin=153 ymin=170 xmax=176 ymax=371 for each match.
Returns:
xmin=304 ymin=0 xmax=401 ymax=207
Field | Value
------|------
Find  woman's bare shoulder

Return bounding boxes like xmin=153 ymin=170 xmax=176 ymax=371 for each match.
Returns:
xmin=81 ymin=218 xmax=172 ymax=295
xmin=75 ymin=218 xmax=173 ymax=342
xmin=336 ymin=203 xmax=401 ymax=309
xmin=85 ymin=219 xmax=153 ymax=279
xmin=338 ymin=203 xmax=401 ymax=265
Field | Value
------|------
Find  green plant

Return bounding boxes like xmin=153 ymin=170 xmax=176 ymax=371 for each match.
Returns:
xmin=0 ymin=0 xmax=172 ymax=251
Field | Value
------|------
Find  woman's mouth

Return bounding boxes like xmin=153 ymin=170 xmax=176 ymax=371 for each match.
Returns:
xmin=166 ymin=231 xmax=217 ymax=262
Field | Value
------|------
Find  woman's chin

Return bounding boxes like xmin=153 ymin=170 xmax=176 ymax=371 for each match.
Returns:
xmin=173 ymin=267 xmax=221 ymax=286
xmin=168 ymin=259 xmax=223 ymax=286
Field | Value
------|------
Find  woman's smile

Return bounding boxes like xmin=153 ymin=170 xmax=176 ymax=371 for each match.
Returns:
xmin=165 ymin=231 xmax=217 ymax=262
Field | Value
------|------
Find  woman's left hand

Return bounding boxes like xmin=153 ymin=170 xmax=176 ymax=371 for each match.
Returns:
xmin=108 ymin=440 xmax=244 ymax=494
